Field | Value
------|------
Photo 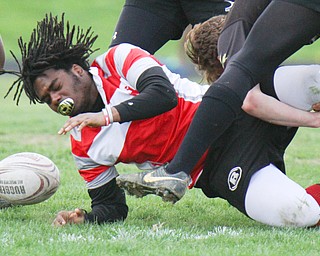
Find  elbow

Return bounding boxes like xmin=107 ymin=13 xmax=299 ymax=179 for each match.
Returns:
xmin=107 ymin=203 xmax=129 ymax=223
xmin=170 ymin=93 xmax=178 ymax=109
xmin=164 ymin=87 xmax=178 ymax=110
xmin=242 ymin=91 xmax=260 ymax=115
xmin=117 ymin=203 xmax=129 ymax=221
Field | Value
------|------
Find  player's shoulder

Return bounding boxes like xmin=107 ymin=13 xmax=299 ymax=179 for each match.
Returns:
xmin=108 ymin=43 xmax=151 ymax=61
xmin=111 ymin=43 xmax=145 ymax=53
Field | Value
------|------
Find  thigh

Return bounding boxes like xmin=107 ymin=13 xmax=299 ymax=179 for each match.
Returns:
xmin=234 ymin=1 xmax=320 ymax=82
xmin=215 ymin=0 xmax=320 ymax=101
xmin=196 ymin=113 xmax=274 ymax=213
xmin=277 ymin=0 xmax=320 ymax=13
xmin=109 ymin=2 xmax=188 ymax=53
xmin=217 ymin=0 xmax=271 ymax=67
xmin=181 ymin=0 xmax=233 ymax=25
xmin=245 ymin=164 xmax=320 ymax=227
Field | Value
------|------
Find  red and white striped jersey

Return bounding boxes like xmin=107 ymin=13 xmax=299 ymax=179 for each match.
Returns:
xmin=70 ymin=43 xmax=209 ymax=189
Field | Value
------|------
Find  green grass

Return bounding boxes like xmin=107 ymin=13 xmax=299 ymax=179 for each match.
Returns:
xmin=1 ymin=76 xmax=320 ymax=256
xmin=1 ymin=1 xmax=320 ymax=255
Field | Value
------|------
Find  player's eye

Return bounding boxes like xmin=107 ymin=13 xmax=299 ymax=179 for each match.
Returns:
xmin=52 ymin=84 xmax=62 ymax=92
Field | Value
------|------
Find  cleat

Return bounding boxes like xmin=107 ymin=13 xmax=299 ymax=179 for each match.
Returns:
xmin=116 ymin=165 xmax=190 ymax=203
xmin=163 ymin=190 xmax=169 ymax=197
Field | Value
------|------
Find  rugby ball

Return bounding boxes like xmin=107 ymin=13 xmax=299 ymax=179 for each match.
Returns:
xmin=0 ymin=152 xmax=60 ymax=205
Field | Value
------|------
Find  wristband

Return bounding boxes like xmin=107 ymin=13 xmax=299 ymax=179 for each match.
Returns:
xmin=102 ymin=105 xmax=114 ymax=126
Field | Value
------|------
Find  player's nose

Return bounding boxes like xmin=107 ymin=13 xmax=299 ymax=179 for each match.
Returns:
xmin=51 ymin=92 xmax=62 ymax=107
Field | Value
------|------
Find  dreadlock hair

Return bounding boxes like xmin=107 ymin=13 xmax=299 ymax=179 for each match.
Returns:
xmin=1 ymin=13 xmax=98 ymax=105
xmin=184 ymin=15 xmax=226 ymax=84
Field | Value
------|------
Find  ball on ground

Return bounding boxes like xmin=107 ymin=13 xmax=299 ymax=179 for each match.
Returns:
xmin=0 ymin=152 xmax=60 ymax=205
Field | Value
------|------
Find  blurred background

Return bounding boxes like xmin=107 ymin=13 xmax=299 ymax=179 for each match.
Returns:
xmin=1 ymin=0 xmax=320 ymax=84
xmin=0 ymin=0 xmax=198 ymax=80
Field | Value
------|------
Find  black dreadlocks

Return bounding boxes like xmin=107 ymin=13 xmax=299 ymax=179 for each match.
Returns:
xmin=0 ymin=13 xmax=98 ymax=105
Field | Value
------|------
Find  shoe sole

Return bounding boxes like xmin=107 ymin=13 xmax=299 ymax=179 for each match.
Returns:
xmin=116 ymin=179 xmax=179 ymax=204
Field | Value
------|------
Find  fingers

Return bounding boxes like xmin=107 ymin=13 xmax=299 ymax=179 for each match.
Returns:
xmin=52 ymin=209 xmax=86 ymax=227
xmin=312 ymin=102 xmax=320 ymax=112
xmin=74 ymin=208 xmax=85 ymax=216
xmin=58 ymin=112 xmax=105 ymax=135
xmin=52 ymin=212 xmax=69 ymax=227
xmin=58 ymin=121 xmax=80 ymax=135
xmin=58 ymin=116 xmax=89 ymax=135
xmin=70 ymin=208 xmax=85 ymax=224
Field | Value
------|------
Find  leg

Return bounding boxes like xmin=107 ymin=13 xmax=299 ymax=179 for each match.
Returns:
xmin=116 ymin=1 xmax=320 ymax=203
xmin=245 ymin=164 xmax=320 ymax=227
xmin=166 ymin=1 xmax=320 ymax=175
xmin=109 ymin=5 xmax=186 ymax=54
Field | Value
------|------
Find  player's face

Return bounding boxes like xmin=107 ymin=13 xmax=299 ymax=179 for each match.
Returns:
xmin=33 ymin=65 xmax=99 ymax=116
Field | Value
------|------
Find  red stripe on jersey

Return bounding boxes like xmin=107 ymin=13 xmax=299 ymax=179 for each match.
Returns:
xmin=79 ymin=165 xmax=111 ymax=182
xmin=121 ymin=48 xmax=159 ymax=78
xmin=94 ymin=61 xmax=119 ymax=103
xmin=117 ymin=98 xmax=205 ymax=179
xmin=71 ymin=127 xmax=101 ymax=158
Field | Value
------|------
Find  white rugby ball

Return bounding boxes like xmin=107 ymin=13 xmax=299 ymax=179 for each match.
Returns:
xmin=0 ymin=152 xmax=60 ymax=205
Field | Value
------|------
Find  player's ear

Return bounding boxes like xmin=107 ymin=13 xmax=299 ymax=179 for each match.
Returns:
xmin=72 ymin=64 xmax=84 ymax=77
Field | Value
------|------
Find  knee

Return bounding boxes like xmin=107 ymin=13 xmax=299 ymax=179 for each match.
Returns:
xmin=276 ymin=193 xmax=320 ymax=227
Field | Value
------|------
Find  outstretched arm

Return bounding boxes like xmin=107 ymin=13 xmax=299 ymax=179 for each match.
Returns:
xmin=52 ymin=178 xmax=128 ymax=226
xmin=58 ymin=66 xmax=177 ymax=134
xmin=242 ymin=85 xmax=320 ymax=128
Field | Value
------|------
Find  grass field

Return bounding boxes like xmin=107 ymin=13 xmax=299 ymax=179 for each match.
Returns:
xmin=1 ymin=75 xmax=320 ymax=255
xmin=1 ymin=1 xmax=320 ymax=255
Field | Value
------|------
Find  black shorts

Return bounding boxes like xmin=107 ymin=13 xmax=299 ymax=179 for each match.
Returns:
xmin=110 ymin=0 xmax=233 ymax=54
xmin=194 ymin=111 xmax=297 ymax=215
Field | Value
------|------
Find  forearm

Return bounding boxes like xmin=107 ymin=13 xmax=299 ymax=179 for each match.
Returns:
xmin=242 ymin=85 xmax=320 ymax=128
xmin=84 ymin=201 xmax=128 ymax=224
xmin=84 ymin=178 xmax=128 ymax=224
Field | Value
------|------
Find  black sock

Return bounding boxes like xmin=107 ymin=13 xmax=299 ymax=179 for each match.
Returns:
xmin=166 ymin=85 xmax=242 ymax=175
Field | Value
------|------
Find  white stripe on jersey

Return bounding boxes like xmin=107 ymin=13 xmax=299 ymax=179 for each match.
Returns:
xmin=88 ymin=123 xmax=130 ymax=166
xmin=113 ymin=43 xmax=134 ymax=79
xmin=126 ymin=57 xmax=159 ymax=87
xmin=94 ymin=52 xmax=111 ymax=77
xmin=162 ymin=65 xmax=209 ymax=102
xmin=86 ymin=166 xmax=118 ymax=189
xmin=91 ymin=67 xmax=108 ymax=104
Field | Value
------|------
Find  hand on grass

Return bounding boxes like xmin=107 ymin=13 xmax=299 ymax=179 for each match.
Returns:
xmin=52 ymin=208 xmax=86 ymax=227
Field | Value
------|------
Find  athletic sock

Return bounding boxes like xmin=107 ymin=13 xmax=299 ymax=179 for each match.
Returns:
xmin=305 ymin=184 xmax=320 ymax=205
xmin=166 ymin=85 xmax=242 ymax=175
xmin=305 ymin=184 xmax=320 ymax=226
